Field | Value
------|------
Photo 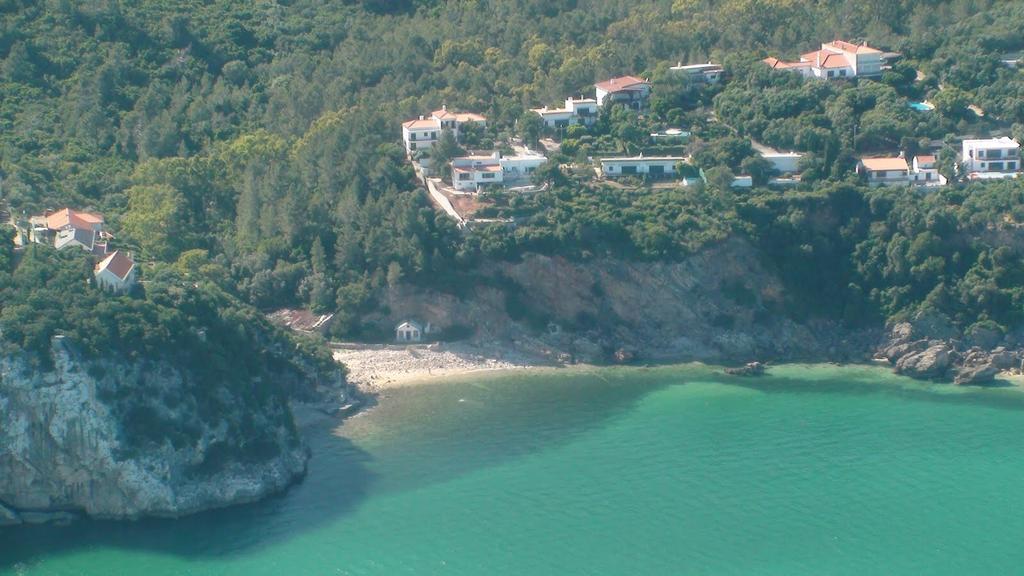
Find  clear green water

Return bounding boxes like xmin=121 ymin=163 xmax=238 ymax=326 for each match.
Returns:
xmin=5 ymin=364 xmax=1024 ymax=575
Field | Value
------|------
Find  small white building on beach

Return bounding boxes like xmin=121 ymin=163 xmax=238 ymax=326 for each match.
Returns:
xmin=395 ymin=321 xmax=423 ymax=343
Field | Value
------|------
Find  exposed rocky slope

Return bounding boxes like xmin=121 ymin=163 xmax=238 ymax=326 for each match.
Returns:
xmin=374 ymin=238 xmax=878 ymax=364
xmin=0 ymin=336 xmax=355 ymax=526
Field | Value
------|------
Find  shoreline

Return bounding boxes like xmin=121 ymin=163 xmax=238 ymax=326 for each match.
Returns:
xmin=332 ymin=341 xmax=552 ymax=393
xmin=333 ymin=342 xmax=1024 ymax=394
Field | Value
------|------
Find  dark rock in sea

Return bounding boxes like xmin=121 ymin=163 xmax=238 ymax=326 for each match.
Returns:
xmin=953 ymin=363 xmax=1000 ymax=386
xmin=725 ymin=362 xmax=766 ymax=377
xmin=894 ymin=343 xmax=952 ymax=379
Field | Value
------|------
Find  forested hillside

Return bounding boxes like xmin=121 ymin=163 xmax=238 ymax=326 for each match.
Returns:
xmin=2 ymin=0 xmax=1024 ymax=346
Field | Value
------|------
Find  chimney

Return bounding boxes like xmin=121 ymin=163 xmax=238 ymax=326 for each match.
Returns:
xmin=419 ymin=115 xmax=424 ymax=120
xmin=442 ymin=104 xmax=448 ymax=111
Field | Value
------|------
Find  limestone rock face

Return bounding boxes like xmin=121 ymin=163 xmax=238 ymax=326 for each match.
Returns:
xmin=894 ymin=343 xmax=952 ymax=379
xmin=0 ymin=338 xmax=338 ymax=522
xmin=953 ymin=363 xmax=1000 ymax=386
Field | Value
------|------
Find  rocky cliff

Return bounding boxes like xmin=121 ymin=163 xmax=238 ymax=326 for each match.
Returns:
xmin=377 ymin=238 xmax=878 ymax=364
xmin=0 ymin=336 xmax=354 ymax=526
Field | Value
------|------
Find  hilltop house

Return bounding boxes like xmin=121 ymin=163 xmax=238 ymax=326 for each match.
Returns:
xmin=601 ymin=155 xmax=685 ymax=178
xmin=94 ymin=251 xmax=137 ymax=294
xmin=961 ymin=137 xmax=1020 ymax=178
xmin=451 ymin=150 xmax=547 ymax=191
xmin=760 ymin=151 xmax=804 ymax=174
xmin=595 ymin=76 xmax=652 ymax=108
xmin=401 ymin=106 xmax=487 ymax=154
xmin=669 ymin=62 xmax=724 ymax=84
xmin=532 ymin=97 xmax=599 ymax=128
xmin=763 ymin=40 xmax=884 ymax=80
xmin=28 ymin=208 xmax=107 ymax=254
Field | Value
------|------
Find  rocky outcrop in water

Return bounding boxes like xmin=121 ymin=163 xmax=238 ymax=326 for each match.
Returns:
xmin=0 ymin=336 xmax=355 ymax=525
xmin=878 ymin=311 xmax=1023 ymax=385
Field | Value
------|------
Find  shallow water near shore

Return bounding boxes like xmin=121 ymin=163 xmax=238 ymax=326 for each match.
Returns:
xmin=4 ymin=363 xmax=1024 ymax=575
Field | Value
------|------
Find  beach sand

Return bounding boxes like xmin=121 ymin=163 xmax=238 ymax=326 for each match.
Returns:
xmin=333 ymin=342 xmax=543 ymax=392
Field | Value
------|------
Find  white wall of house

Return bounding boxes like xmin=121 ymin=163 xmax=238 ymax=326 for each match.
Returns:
xmin=95 ymin=268 xmax=136 ymax=294
xmin=962 ymin=138 xmax=1021 ymax=174
xmin=601 ymin=157 xmax=683 ymax=177
xmin=866 ymin=170 xmax=910 ymax=186
xmin=761 ymin=152 xmax=803 ymax=174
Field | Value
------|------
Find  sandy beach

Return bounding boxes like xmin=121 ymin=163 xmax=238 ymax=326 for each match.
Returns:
xmin=332 ymin=342 xmax=545 ymax=392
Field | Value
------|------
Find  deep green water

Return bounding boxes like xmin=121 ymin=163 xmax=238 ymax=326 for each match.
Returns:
xmin=5 ymin=364 xmax=1024 ymax=575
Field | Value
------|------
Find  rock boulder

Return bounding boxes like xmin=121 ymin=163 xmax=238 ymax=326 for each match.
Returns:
xmin=894 ymin=343 xmax=952 ymax=379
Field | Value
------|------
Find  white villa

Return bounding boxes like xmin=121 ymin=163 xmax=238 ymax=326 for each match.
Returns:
xmin=28 ymin=208 xmax=107 ymax=255
xmin=595 ymin=76 xmax=652 ymax=108
xmin=532 ymin=97 xmax=599 ymax=128
xmin=601 ymin=155 xmax=685 ymax=178
xmin=669 ymin=62 xmax=724 ymax=84
xmin=401 ymin=106 xmax=487 ymax=154
xmin=451 ymin=150 xmax=547 ymax=191
xmin=764 ymin=40 xmax=884 ymax=80
xmin=395 ymin=321 xmax=423 ymax=343
xmin=94 ymin=250 xmax=137 ymax=294
xmin=858 ymin=157 xmax=910 ymax=186
xmin=961 ymin=137 xmax=1020 ymax=177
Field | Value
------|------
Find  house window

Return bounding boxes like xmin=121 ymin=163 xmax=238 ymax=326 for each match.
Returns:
xmin=649 ymin=165 xmax=666 ymax=175
xmin=431 ymin=131 xmax=438 ymax=139
xmin=410 ymin=142 xmax=417 ymax=150
xmin=840 ymin=70 xmax=847 ymax=77
xmin=828 ymin=70 xmax=835 ymax=78
xmin=410 ymin=133 xmax=417 ymax=141
xmin=989 ymin=162 xmax=1005 ymax=171
xmin=458 ymin=173 xmax=471 ymax=181
xmin=482 ymin=173 xmax=496 ymax=179
xmin=1009 ymin=162 xmax=1017 ymax=170
xmin=621 ymin=166 xmax=638 ymax=175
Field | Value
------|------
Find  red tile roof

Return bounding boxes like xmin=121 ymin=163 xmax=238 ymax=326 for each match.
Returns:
xmin=96 ymin=250 xmax=135 ymax=280
xmin=595 ymin=76 xmax=650 ymax=93
xmin=46 ymin=208 xmax=103 ymax=231
xmin=403 ymin=118 xmax=439 ymax=130
xmin=802 ymin=50 xmax=852 ymax=69
xmin=915 ymin=155 xmax=937 ymax=164
xmin=828 ymin=40 xmax=882 ymax=55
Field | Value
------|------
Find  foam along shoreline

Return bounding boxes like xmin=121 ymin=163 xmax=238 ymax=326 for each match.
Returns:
xmin=332 ymin=342 xmax=545 ymax=392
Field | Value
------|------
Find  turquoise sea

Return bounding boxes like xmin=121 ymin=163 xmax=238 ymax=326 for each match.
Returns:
xmin=4 ymin=363 xmax=1024 ymax=575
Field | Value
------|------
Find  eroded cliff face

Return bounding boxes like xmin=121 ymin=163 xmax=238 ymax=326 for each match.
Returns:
xmin=0 ymin=337 xmax=346 ymax=525
xmin=378 ymin=238 xmax=877 ymax=363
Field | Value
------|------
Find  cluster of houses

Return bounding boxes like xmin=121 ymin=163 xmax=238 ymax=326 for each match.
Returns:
xmin=19 ymin=207 xmax=138 ymax=293
xmin=857 ymin=137 xmax=1020 ymax=187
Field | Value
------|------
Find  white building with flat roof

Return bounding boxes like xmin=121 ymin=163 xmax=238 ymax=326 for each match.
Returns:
xmin=532 ymin=97 xmax=599 ymax=128
xmin=669 ymin=62 xmax=724 ymax=84
xmin=761 ymin=151 xmax=804 ymax=174
xmin=601 ymin=155 xmax=685 ymax=178
xmin=962 ymin=137 xmax=1020 ymax=176
xmin=451 ymin=151 xmax=547 ymax=191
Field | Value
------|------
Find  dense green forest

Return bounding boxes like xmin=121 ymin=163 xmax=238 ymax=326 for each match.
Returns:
xmin=2 ymin=0 xmax=1024 ymax=348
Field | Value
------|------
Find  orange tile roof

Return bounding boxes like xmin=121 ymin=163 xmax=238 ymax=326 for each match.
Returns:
xmin=802 ymin=50 xmax=852 ymax=69
xmin=861 ymin=157 xmax=908 ymax=171
xmin=46 ymin=208 xmax=104 ymax=231
xmin=403 ymin=118 xmax=439 ymax=130
xmin=595 ymin=76 xmax=650 ymax=93
xmin=763 ymin=57 xmax=809 ymax=70
xmin=915 ymin=155 xmax=937 ymax=164
xmin=828 ymin=40 xmax=882 ymax=54
xmin=96 ymin=250 xmax=135 ymax=280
